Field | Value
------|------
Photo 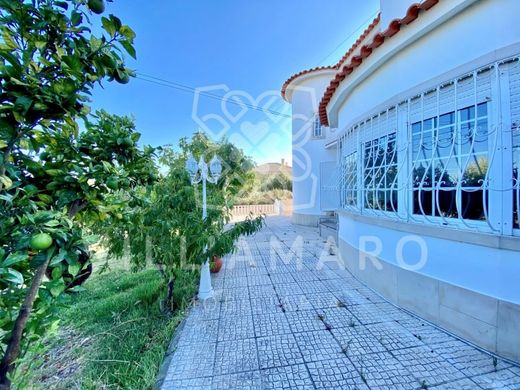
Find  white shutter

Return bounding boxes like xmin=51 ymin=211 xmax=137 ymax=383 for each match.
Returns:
xmin=506 ymin=59 xmax=520 ymax=126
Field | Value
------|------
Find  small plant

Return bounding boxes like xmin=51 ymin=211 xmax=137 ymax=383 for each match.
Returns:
xmin=421 ymin=380 xmax=429 ymax=389
xmin=348 ymin=318 xmax=357 ymax=328
xmin=493 ymin=356 xmax=498 ymax=371
xmin=336 ymin=300 xmax=346 ymax=308
xmin=317 ymin=313 xmax=325 ymax=322
xmin=341 ymin=341 xmax=351 ymax=355
xmin=359 ymin=367 xmax=367 ymax=384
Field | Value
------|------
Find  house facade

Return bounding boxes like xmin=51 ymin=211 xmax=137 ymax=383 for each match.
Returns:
xmin=282 ymin=0 xmax=520 ymax=362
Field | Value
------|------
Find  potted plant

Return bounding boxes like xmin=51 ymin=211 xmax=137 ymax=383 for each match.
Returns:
xmin=209 ymin=234 xmax=233 ymax=273
xmin=208 ymin=215 xmax=264 ymax=273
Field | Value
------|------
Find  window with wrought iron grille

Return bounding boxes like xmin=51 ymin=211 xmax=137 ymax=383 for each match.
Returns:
xmin=343 ymin=152 xmax=357 ymax=207
xmin=335 ymin=55 xmax=520 ymax=237
xmin=411 ymin=102 xmax=489 ymax=221
xmin=363 ymin=133 xmax=397 ymax=211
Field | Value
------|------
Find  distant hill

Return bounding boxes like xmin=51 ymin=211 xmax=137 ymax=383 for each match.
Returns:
xmin=254 ymin=161 xmax=292 ymax=177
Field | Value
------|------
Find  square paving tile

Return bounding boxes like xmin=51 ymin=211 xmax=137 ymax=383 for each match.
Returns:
xmin=188 ymin=300 xmax=221 ymax=322
xmin=355 ymin=286 xmax=388 ymax=303
xmin=223 ymin=276 xmax=249 ymax=288
xmin=293 ymin=330 xmax=343 ymax=363
xmin=162 ymin=377 xmax=211 ymax=390
xmin=429 ymin=377 xmax=480 ymax=389
xmin=331 ymin=326 xmax=387 ymax=357
xmin=305 ymin=291 xmax=340 ymax=309
xmin=307 ymin=357 xmax=369 ymax=389
xmin=366 ymin=321 xmax=425 ymax=350
xmin=471 ymin=367 xmax=520 ymax=389
xmin=299 ymin=280 xmax=331 ymax=295
xmin=279 ymin=294 xmax=314 ymax=312
xmin=270 ymin=273 xmax=296 ymax=284
xmin=211 ymin=370 xmax=262 ymax=390
xmin=166 ymin=342 xmax=216 ymax=380
xmin=218 ymin=314 xmax=254 ymax=341
xmin=291 ymin=271 xmax=321 ymax=282
xmin=257 ymin=333 xmax=304 ymax=369
xmin=274 ymin=282 xmax=304 ymax=296
xmin=391 ymin=345 xmax=466 ymax=386
xmin=214 ymin=338 xmax=259 ymax=375
xmin=247 ymin=274 xmax=273 ymax=286
xmin=248 ymin=284 xmax=276 ymax=299
xmin=254 ymin=312 xmax=292 ymax=337
xmin=261 ymin=363 xmax=314 ymax=390
xmin=177 ymin=319 xmax=219 ymax=346
xmin=219 ymin=298 xmax=252 ymax=318
xmin=434 ymin=339 xmax=511 ymax=376
xmin=219 ymin=287 xmax=250 ymax=302
xmin=319 ymin=307 xmax=361 ymax=330
xmin=396 ymin=317 xmax=458 ymax=346
xmin=347 ymin=304 xmax=390 ymax=325
xmin=333 ymin=288 xmax=371 ymax=306
xmin=250 ymin=296 xmax=282 ymax=315
xmin=349 ymin=351 xmax=419 ymax=389
xmin=285 ymin=310 xmax=326 ymax=333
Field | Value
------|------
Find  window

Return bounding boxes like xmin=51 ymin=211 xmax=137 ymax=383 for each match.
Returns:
xmin=343 ymin=152 xmax=357 ymax=207
xmin=411 ymin=102 xmax=489 ymax=221
xmin=514 ymin=125 xmax=519 ymax=229
xmin=313 ymin=115 xmax=322 ymax=137
xmin=363 ymin=133 xmax=397 ymax=211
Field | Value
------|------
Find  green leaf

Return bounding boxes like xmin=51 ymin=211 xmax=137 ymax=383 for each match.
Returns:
xmin=6 ymin=268 xmax=23 ymax=285
xmin=68 ymin=262 xmax=80 ymax=276
xmin=71 ymin=11 xmax=82 ymax=26
xmin=49 ymin=279 xmax=65 ymax=297
xmin=50 ymin=248 xmax=68 ymax=266
xmin=2 ymin=252 xmax=28 ymax=267
xmin=51 ymin=266 xmax=62 ymax=280
xmin=14 ymin=96 xmax=32 ymax=114
xmin=31 ymin=252 xmax=48 ymax=268
xmin=45 ymin=169 xmax=63 ymax=176
xmin=101 ymin=17 xmax=116 ymax=37
xmin=120 ymin=40 xmax=136 ymax=60
xmin=119 ymin=25 xmax=136 ymax=41
xmin=0 ymin=175 xmax=13 ymax=189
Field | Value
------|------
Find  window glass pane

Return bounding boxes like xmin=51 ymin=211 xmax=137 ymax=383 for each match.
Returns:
xmin=437 ymin=189 xmax=457 ymax=218
xmin=436 ymin=126 xmax=454 ymax=158
xmin=411 ymin=103 xmax=488 ymax=221
xmin=363 ymin=132 xmax=397 ymax=211
xmin=477 ymin=102 xmax=488 ymax=118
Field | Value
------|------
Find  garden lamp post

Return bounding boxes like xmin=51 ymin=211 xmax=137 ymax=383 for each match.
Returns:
xmin=186 ymin=153 xmax=222 ymax=300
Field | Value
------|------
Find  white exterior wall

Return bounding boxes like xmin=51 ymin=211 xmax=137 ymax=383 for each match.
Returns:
xmin=331 ymin=0 xmax=520 ymax=129
xmin=288 ymin=72 xmax=337 ymax=225
xmin=329 ymin=0 xmax=520 ymax=361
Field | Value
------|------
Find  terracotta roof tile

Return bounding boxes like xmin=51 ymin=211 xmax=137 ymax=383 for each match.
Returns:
xmin=318 ymin=0 xmax=439 ymax=126
xmin=280 ymin=14 xmax=381 ymax=101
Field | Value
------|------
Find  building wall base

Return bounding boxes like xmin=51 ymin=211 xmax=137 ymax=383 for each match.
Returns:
xmin=338 ymin=237 xmax=520 ymax=364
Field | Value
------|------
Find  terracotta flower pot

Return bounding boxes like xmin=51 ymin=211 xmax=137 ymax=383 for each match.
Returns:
xmin=210 ymin=256 xmax=223 ymax=273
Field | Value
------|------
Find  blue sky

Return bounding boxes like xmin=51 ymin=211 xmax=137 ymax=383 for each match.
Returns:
xmin=91 ymin=0 xmax=379 ymax=165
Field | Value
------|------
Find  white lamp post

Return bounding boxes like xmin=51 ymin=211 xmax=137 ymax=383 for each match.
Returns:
xmin=185 ymin=152 xmax=222 ymax=300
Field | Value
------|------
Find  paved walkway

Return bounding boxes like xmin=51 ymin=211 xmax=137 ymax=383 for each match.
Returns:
xmin=160 ymin=217 xmax=520 ymax=389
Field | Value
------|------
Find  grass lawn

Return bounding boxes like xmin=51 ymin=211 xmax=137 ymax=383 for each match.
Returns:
xmin=23 ymin=254 xmax=198 ymax=389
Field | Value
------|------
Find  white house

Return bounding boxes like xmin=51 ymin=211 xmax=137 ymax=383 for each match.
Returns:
xmin=282 ymin=0 xmax=520 ymax=363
